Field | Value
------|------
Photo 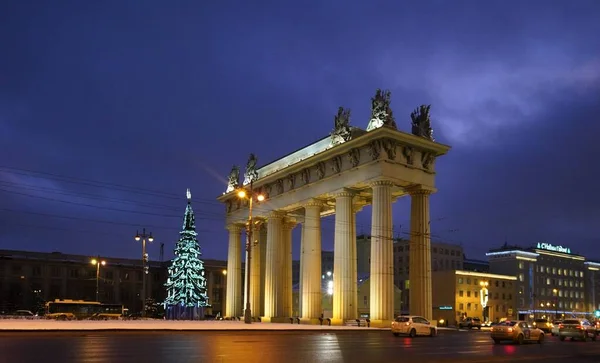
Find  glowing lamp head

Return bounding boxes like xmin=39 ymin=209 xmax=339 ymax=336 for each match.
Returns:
xmin=134 ymin=234 xmax=141 ymax=241
xmin=101 ymin=260 xmax=106 ymax=266
xmin=237 ymin=190 xmax=247 ymax=199
xmin=222 ymin=269 xmax=227 ymax=275
xmin=148 ymin=236 xmax=154 ymax=242
xmin=256 ymin=194 xmax=265 ymax=202
xmin=91 ymin=259 xmax=97 ymax=265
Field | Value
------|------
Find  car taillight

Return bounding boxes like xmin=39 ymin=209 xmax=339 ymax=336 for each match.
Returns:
xmin=559 ymin=324 xmax=563 ymax=329
xmin=507 ymin=328 xmax=513 ymax=332
xmin=576 ymin=325 xmax=583 ymax=330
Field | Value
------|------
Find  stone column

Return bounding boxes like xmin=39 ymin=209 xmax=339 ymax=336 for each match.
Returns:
xmin=282 ymin=219 xmax=296 ymax=318
xmin=249 ymin=220 xmax=264 ymax=318
xmin=259 ymin=223 xmax=267 ymax=317
xmin=301 ymin=199 xmax=323 ymax=321
xmin=369 ymin=180 xmax=394 ymax=324
xmin=226 ymin=224 xmax=243 ymax=318
xmin=264 ymin=211 xmax=285 ymax=322
xmin=408 ymin=186 xmax=433 ymax=320
xmin=333 ymin=190 xmax=357 ymax=323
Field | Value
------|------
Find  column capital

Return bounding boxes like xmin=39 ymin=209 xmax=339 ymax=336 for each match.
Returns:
xmin=282 ymin=217 xmax=298 ymax=230
xmin=226 ymin=224 xmax=244 ymax=233
xmin=303 ymin=198 xmax=326 ymax=208
xmin=406 ymin=185 xmax=435 ymax=196
xmin=369 ymin=179 xmax=395 ymax=188
xmin=332 ymin=188 xmax=357 ymax=198
xmin=267 ymin=210 xmax=287 ymax=219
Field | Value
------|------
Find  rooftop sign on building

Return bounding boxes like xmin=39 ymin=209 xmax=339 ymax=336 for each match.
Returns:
xmin=536 ymin=242 xmax=571 ymax=254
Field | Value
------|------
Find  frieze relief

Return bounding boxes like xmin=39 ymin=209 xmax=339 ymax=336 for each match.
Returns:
xmin=367 ymin=140 xmax=382 ymax=160
xmin=276 ymin=178 xmax=284 ymax=194
xmin=421 ymin=152 xmax=435 ymax=171
xmin=301 ymin=168 xmax=310 ymax=184
xmin=316 ymin=162 xmax=326 ymax=179
xmin=348 ymin=148 xmax=360 ymax=167
xmin=382 ymin=138 xmax=397 ymax=160
xmin=331 ymin=155 xmax=342 ymax=174
xmin=403 ymin=146 xmax=414 ymax=165
xmin=287 ymin=174 xmax=296 ymax=189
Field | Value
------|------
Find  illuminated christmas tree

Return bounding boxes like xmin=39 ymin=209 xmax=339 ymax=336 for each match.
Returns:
xmin=164 ymin=189 xmax=209 ymax=320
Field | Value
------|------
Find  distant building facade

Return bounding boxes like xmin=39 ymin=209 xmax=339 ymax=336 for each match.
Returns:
xmin=432 ymin=270 xmax=517 ymax=325
xmin=486 ymin=243 xmax=599 ymax=320
xmin=0 ymin=249 xmax=227 ymax=316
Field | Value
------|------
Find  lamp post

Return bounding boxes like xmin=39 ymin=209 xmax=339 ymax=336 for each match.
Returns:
xmin=135 ymin=228 xmax=154 ymax=317
xmin=237 ymin=181 xmax=265 ymax=324
xmin=91 ymin=258 xmax=106 ymax=302
xmin=552 ymin=289 xmax=557 ymax=319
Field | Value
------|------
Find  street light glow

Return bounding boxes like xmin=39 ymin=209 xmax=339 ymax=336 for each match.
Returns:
xmin=222 ymin=269 xmax=227 ymax=275
xmin=91 ymin=259 xmax=97 ymax=265
xmin=256 ymin=194 xmax=265 ymax=202
xmin=237 ymin=190 xmax=246 ymax=198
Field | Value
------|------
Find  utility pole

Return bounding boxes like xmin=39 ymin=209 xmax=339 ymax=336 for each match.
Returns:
xmin=135 ymin=228 xmax=154 ymax=317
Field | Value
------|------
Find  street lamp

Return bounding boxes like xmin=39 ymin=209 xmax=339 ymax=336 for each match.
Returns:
xmin=91 ymin=258 xmax=106 ymax=302
xmin=237 ymin=181 xmax=265 ymax=324
xmin=135 ymin=228 xmax=154 ymax=317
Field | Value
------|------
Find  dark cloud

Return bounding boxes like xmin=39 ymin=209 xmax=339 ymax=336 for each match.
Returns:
xmin=1 ymin=0 xmax=599 ymax=261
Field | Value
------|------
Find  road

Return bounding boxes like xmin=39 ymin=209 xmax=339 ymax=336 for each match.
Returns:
xmin=1 ymin=329 xmax=599 ymax=363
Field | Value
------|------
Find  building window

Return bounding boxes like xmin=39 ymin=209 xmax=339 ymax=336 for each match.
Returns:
xmin=467 ymin=303 xmax=471 ymax=310
xmin=519 ymin=262 xmax=524 ymax=269
xmin=458 ymin=278 xmax=463 ymax=284
xmin=459 ymin=290 xmax=464 ymax=297
xmin=467 ymin=291 xmax=471 ymax=297
xmin=518 ymin=274 xmax=524 ymax=282
xmin=467 ymin=278 xmax=471 ymax=284
xmin=459 ymin=303 xmax=464 ymax=310
xmin=32 ymin=266 xmax=42 ymax=276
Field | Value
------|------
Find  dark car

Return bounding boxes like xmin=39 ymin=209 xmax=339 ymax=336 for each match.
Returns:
xmin=459 ymin=317 xmax=482 ymax=329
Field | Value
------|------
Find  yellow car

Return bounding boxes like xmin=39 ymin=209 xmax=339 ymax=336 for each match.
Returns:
xmin=490 ymin=320 xmax=545 ymax=344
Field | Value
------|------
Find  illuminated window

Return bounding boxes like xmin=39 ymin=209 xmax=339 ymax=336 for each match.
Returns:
xmin=519 ymin=274 xmax=524 ymax=282
xmin=519 ymin=262 xmax=524 ymax=269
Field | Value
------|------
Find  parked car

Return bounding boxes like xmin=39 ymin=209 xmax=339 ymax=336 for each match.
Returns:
xmin=391 ymin=315 xmax=437 ymax=337
xmin=459 ymin=317 xmax=482 ymax=330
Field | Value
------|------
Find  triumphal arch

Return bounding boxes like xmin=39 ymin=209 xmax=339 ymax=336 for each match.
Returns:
xmin=217 ymin=89 xmax=450 ymax=326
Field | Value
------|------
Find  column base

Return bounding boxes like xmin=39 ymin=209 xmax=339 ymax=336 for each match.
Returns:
xmin=368 ymin=319 xmax=393 ymax=328
xmin=261 ymin=316 xmax=291 ymax=324
xmin=328 ymin=318 xmax=345 ymax=326
xmin=299 ymin=318 xmax=323 ymax=325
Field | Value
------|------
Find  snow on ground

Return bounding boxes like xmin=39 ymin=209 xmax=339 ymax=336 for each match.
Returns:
xmin=0 ymin=319 xmax=389 ymax=331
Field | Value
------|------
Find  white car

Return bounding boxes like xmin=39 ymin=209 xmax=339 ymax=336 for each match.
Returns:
xmin=392 ymin=315 xmax=437 ymax=337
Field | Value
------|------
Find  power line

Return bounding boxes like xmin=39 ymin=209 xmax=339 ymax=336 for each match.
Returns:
xmin=0 ymin=165 xmax=464 ymax=243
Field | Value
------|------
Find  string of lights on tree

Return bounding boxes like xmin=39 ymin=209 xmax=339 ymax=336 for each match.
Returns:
xmin=164 ymin=189 xmax=210 ymax=320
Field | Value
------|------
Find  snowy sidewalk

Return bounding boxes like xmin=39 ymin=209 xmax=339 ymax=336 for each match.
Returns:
xmin=0 ymin=319 xmax=389 ymax=331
